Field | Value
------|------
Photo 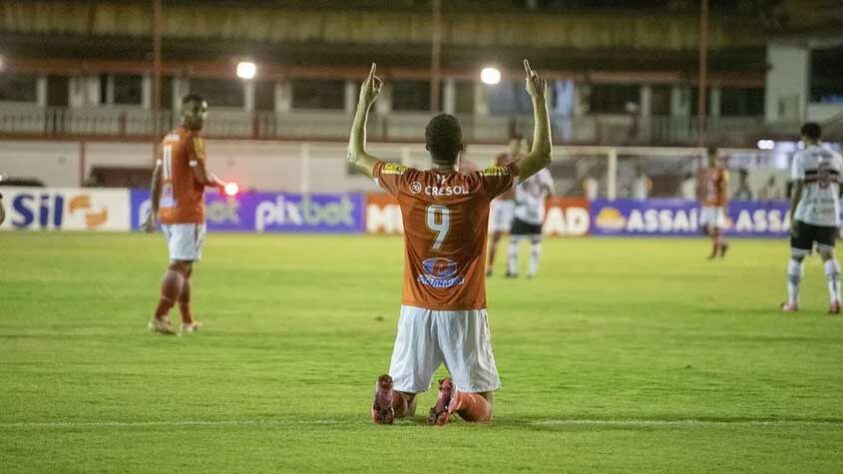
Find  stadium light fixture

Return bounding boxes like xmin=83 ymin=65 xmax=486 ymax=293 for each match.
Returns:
xmin=236 ymin=61 xmax=257 ymax=80
xmin=757 ymin=139 xmax=775 ymax=150
xmin=480 ymin=67 xmax=501 ymax=85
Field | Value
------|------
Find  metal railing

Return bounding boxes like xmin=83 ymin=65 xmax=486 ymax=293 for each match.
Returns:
xmin=0 ymin=105 xmax=767 ymax=146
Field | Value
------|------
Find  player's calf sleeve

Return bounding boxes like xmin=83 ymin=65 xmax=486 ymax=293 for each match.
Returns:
xmin=155 ymin=270 xmax=184 ymax=318
xmin=451 ymin=391 xmax=492 ymax=422
xmin=528 ymin=241 xmax=542 ymax=276
xmin=823 ymin=259 xmax=841 ymax=302
xmin=787 ymin=258 xmax=804 ymax=305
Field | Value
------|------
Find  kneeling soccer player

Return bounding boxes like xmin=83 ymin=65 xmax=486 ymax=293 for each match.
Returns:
xmin=347 ymin=61 xmax=553 ymax=425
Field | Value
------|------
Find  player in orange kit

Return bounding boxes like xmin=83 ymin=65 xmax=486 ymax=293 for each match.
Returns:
xmin=699 ymin=147 xmax=730 ymax=259
xmin=347 ymin=61 xmax=552 ymax=425
xmin=142 ymin=93 xmax=228 ymax=335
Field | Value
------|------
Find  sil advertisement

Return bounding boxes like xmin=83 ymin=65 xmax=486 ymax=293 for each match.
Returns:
xmin=0 ymin=187 xmax=130 ymax=231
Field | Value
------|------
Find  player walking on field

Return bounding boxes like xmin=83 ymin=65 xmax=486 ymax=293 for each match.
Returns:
xmin=781 ymin=122 xmax=843 ymax=314
xmin=142 ymin=93 xmax=229 ymax=334
xmin=486 ymin=136 xmax=525 ymax=276
xmin=699 ymin=147 xmax=730 ymax=259
xmin=347 ymin=60 xmax=552 ymax=425
xmin=506 ymin=165 xmax=554 ymax=278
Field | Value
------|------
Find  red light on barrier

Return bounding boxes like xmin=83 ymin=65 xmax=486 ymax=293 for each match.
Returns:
xmin=224 ymin=182 xmax=240 ymax=196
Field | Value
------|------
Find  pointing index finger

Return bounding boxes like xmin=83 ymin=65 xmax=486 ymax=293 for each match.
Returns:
xmin=369 ymin=63 xmax=377 ymax=79
xmin=523 ymin=59 xmax=531 ymax=76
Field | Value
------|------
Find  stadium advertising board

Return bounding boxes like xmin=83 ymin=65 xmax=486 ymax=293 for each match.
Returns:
xmin=590 ymin=199 xmax=791 ymax=237
xmin=365 ymin=194 xmax=590 ymax=236
xmin=0 ymin=187 xmax=130 ymax=231
xmin=543 ymin=197 xmax=590 ymax=237
xmin=131 ymin=190 xmax=365 ymax=234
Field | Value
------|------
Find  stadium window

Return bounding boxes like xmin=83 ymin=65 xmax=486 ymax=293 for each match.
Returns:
xmin=392 ymin=81 xmax=431 ymax=112
xmin=589 ymin=84 xmax=639 ymax=114
xmin=650 ymin=86 xmax=672 ymax=115
xmin=810 ymin=47 xmax=843 ymax=103
xmin=159 ymin=76 xmax=173 ymax=109
xmin=113 ymin=75 xmax=143 ymax=105
xmin=189 ymin=78 xmax=245 ymax=108
xmin=719 ymin=88 xmax=764 ymax=116
xmin=291 ymin=80 xmax=345 ymax=110
xmin=254 ymin=80 xmax=276 ymax=112
xmin=489 ymin=81 xmax=536 ymax=115
xmin=0 ymin=73 xmax=38 ymax=102
xmin=454 ymin=81 xmax=475 ymax=114
xmin=99 ymin=74 xmax=109 ymax=104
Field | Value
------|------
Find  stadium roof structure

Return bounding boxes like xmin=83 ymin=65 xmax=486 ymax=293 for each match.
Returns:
xmin=0 ymin=1 xmax=840 ymax=85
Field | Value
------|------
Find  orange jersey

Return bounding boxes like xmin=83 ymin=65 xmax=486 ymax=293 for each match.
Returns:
xmin=374 ymin=161 xmax=519 ymax=311
xmin=493 ymin=153 xmax=517 ymax=201
xmin=158 ymin=127 xmax=207 ymax=224
xmin=702 ymin=167 xmax=728 ymax=207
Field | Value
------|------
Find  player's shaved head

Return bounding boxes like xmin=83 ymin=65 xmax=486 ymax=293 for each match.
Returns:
xmin=181 ymin=93 xmax=208 ymax=131
xmin=425 ymin=114 xmax=463 ymax=166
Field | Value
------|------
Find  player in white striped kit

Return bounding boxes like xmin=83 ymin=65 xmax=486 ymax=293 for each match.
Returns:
xmin=506 ymin=167 xmax=554 ymax=278
xmin=782 ymin=122 xmax=843 ymax=314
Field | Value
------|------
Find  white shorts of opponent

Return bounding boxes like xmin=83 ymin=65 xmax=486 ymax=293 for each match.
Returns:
xmin=490 ymin=200 xmax=514 ymax=233
xmin=389 ymin=305 xmax=501 ymax=394
xmin=699 ymin=206 xmax=727 ymax=230
xmin=162 ymin=223 xmax=207 ymax=262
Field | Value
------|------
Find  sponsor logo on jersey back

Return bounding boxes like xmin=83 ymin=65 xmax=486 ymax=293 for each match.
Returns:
xmin=418 ymin=257 xmax=464 ymax=289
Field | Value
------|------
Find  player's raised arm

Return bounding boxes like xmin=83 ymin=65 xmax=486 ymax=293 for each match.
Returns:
xmin=514 ymin=60 xmax=553 ymax=182
xmin=347 ymin=63 xmax=384 ymax=179
xmin=141 ymin=160 xmax=163 ymax=233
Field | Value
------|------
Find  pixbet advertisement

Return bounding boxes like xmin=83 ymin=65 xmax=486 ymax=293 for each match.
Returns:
xmin=130 ymin=189 xmax=366 ymax=234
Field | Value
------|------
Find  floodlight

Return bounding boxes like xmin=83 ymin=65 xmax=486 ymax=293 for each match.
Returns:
xmin=480 ymin=67 xmax=501 ymax=85
xmin=236 ymin=62 xmax=256 ymax=80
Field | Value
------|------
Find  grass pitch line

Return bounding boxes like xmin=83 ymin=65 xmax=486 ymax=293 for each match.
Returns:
xmin=2 ymin=418 xmax=841 ymax=430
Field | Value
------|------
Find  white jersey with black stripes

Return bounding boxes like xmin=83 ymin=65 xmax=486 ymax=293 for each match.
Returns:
xmin=791 ymin=144 xmax=843 ymax=227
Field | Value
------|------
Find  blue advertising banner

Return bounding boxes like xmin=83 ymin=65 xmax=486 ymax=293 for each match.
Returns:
xmin=589 ymin=199 xmax=791 ymax=237
xmin=130 ymin=189 xmax=365 ymax=234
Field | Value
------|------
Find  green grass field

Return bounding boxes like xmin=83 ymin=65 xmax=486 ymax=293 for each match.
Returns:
xmin=1 ymin=233 xmax=842 ymax=472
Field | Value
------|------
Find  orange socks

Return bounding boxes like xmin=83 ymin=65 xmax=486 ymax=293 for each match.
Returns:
xmin=451 ymin=391 xmax=492 ymax=422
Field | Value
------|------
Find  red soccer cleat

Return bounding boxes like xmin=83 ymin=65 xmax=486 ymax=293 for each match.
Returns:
xmin=371 ymin=374 xmax=395 ymax=425
xmin=780 ymin=302 xmax=799 ymax=313
xmin=427 ymin=377 xmax=456 ymax=426
xmin=828 ymin=301 xmax=841 ymax=315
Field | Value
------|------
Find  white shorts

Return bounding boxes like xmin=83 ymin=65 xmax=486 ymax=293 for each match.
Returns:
xmin=699 ymin=206 xmax=727 ymax=230
xmin=162 ymin=223 xmax=206 ymax=262
xmin=490 ymin=200 xmax=514 ymax=233
xmin=389 ymin=305 xmax=500 ymax=394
